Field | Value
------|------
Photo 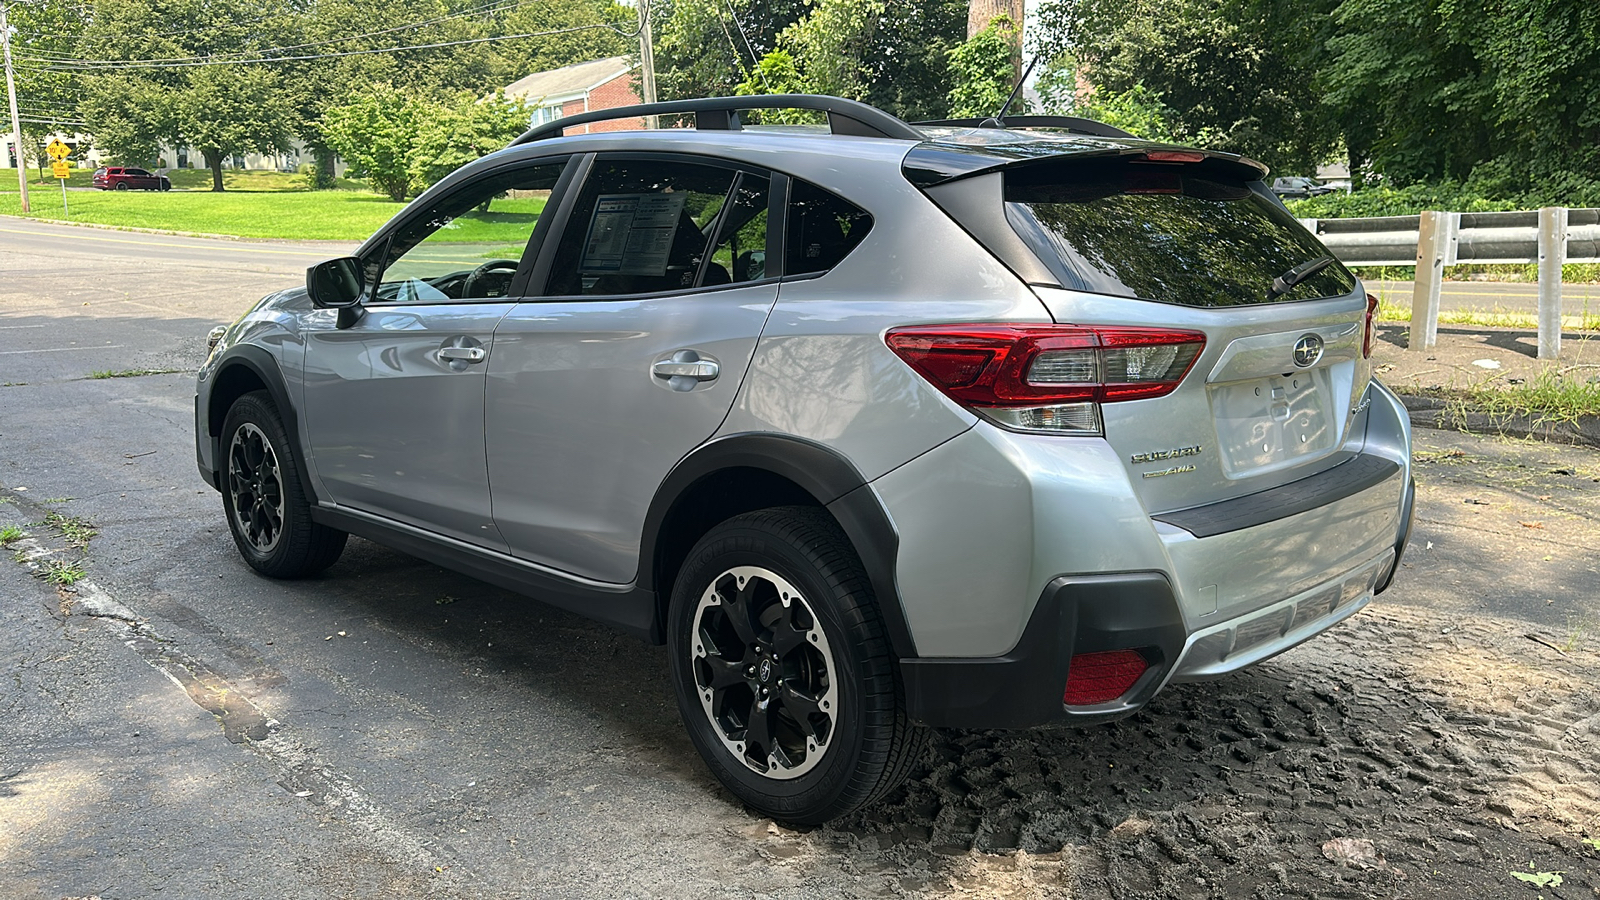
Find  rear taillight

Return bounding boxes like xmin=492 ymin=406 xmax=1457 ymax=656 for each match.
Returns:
xmin=1363 ymin=293 xmax=1379 ymax=358
xmin=885 ymin=324 xmax=1205 ymax=435
xmin=1062 ymin=650 xmax=1149 ymax=705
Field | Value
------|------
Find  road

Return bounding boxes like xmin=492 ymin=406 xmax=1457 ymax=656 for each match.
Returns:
xmin=1365 ymin=277 xmax=1600 ymax=316
xmin=2 ymin=220 xmax=1597 ymax=899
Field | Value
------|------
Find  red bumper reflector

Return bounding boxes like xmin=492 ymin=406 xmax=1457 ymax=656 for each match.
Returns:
xmin=1062 ymin=650 xmax=1149 ymax=705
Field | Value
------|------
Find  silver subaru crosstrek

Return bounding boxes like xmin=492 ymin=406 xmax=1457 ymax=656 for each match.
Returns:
xmin=195 ymin=95 xmax=1414 ymax=824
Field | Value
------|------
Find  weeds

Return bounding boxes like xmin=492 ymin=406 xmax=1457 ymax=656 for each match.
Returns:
xmin=43 ymin=512 xmax=97 ymax=549
xmin=0 ymin=525 xmax=23 ymax=545
xmin=1373 ymin=298 xmax=1600 ymax=331
xmin=1460 ymin=369 xmax=1600 ymax=427
xmin=36 ymin=559 xmax=86 ymax=586
xmin=1562 ymin=617 xmax=1593 ymax=654
xmin=88 ymin=368 xmax=184 ymax=379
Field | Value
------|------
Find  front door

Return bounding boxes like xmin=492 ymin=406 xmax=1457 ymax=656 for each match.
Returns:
xmin=486 ymin=156 xmax=781 ymax=582
xmin=302 ymin=158 xmax=569 ymax=549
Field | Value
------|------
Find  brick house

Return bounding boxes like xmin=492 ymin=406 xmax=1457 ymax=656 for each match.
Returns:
xmin=503 ymin=56 xmax=643 ymax=134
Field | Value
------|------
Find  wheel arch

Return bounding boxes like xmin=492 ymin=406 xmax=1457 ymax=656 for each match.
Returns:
xmin=640 ymin=433 xmax=916 ymax=659
xmin=206 ymin=347 xmax=318 ymax=503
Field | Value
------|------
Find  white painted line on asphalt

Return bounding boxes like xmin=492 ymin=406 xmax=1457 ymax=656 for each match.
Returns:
xmin=0 ymin=324 xmax=48 ymax=329
xmin=0 ymin=345 xmax=124 ymax=354
xmin=3 ymin=522 xmax=452 ymax=876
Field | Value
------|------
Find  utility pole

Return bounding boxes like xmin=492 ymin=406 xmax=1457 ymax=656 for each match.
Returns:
xmin=637 ymin=0 xmax=657 ymax=128
xmin=1 ymin=0 xmax=31 ymax=211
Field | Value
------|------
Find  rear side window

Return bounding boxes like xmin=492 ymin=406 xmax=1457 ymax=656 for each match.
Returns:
xmin=786 ymin=180 xmax=872 ymax=276
xmin=1005 ymin=158 xmax=1355 ymax=307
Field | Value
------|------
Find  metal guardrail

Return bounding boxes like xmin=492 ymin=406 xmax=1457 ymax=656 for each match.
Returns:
xmin=1298 ymin=208 xmax=1600 ymax=359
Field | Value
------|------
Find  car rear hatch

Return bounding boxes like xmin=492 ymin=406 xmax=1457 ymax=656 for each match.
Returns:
xmin=903 ymin=138 xmax=1379 ymax=515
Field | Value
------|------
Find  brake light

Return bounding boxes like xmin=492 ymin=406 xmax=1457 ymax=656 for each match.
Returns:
xmin=885 ymin=324 xmax=1205 ymax=434
xmin=1363 ymin=293 xmax=1379 ymax=358
xmin=1063 ymin=650 xmax=1148 ymax=705
xmin=1139 ymin=150 xmax=1205 ymax=163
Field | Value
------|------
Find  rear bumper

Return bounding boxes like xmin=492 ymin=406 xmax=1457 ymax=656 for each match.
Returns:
xmin=900 ymin=547 xmax=1395 ymax=729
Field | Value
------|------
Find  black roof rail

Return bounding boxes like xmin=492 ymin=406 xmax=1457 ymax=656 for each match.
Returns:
xmin=508 ymin=94 xmax=925 ymax=147
xmin=913 ymin=115 xmax=1135 ymax=139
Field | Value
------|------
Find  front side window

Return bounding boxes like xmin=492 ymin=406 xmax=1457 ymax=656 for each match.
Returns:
xmin=373 ymin=159 xmax=567 ymax=303
xmin=546 ymin=157 xmax=769 ymax=297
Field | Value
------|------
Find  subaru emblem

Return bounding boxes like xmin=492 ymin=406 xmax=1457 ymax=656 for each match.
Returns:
xmin=1292 ymin=334 xmax=1324 ymax=368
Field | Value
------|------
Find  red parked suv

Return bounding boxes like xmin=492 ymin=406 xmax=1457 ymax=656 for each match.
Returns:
xmin=92 ymin=166 xmax=172 ymax=191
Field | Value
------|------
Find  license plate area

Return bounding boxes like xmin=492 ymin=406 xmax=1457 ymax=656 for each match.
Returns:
xmin=1209 ymin=369 xmax=1337 ymax=477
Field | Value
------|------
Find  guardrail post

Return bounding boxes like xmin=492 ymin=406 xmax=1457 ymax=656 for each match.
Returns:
xmin=1537 ymin=206 xmax=1568 ymax=359
xmin=1409 ymin=210 xmax=1447 ymax=351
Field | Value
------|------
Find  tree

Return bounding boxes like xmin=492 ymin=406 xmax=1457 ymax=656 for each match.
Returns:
xmin=729 ymin=0 xmax=966 ymax=121
xmin=655 ymin=0 xmax=809 ymax=101
xmin=946 ymin=14 xmax=1019 ymax=117
xmin=408 ymin=93 xmax=533 ymax=192
xmin=77 ymin=0 xmax=300 ymax=189
xmin=322 ymin=85 xmax=425 ymax=201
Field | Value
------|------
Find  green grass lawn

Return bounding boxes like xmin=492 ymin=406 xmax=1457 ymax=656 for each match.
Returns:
xmin=0 ymin=178 xmax=545 ymax=242
xmin=0 ymin=188 xmax=407 ymax=240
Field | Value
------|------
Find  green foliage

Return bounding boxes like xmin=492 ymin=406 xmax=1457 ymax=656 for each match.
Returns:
xmin=408 ymin=93 xmax=533 ymax=193
xmin=322 ymin=85 xmax=427 ymax=201
xmin=656 ymin=0 xmax=809 ymax=101
xmin=1040 ymin=0 xmax=1600 ymax=191
xmin=1036 ymin=0 xmax=1336 ymax=173
xmin=663 ymin=0 xmax=964 ymax=121
xmin=946 ymin=15 xmax=1019 ymax=118
xmin=1075 ymin=84 xmax=1180 ymax=143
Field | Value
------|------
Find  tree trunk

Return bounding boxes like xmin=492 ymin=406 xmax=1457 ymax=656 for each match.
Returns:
xmin=1347 ymin=142 xmax=1367 ymax=192
xmin=967 ymin=0 xmax=1023 ymax=38
xmin=312 ymin=146 xmax=336 ymax=190
xmin=203 ymin=148 xmax=226 ymax=192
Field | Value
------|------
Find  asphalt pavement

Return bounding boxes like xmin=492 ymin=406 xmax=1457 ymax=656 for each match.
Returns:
xmin=2 ymin=219 xmax=1597 ymax=899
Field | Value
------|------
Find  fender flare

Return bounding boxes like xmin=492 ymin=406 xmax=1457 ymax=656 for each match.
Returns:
xmin=639 ymin=433 xmax=918 ymax=659
xmin=206 ymin=346 xmax=318 ymax=504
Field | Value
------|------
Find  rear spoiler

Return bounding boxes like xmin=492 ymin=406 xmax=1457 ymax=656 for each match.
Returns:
xmin=904 ymin=144 xmax=1269 ymax=189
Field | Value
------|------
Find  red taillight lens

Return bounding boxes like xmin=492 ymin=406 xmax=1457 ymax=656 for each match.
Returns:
xmin=1062 ymin=650 xmax=1149 ymax=706
xmin=1139 ymin=150 xmax=1206 ymax=163
xmin=885 ymin=325 xmax=1205 ymax=433
xmin=1363 ymin=293 xmax=1379 ymax=359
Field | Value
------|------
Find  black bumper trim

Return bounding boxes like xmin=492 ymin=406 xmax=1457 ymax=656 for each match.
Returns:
xmin=900 ymin=572 xmax=1184 ymax=729
xmin=1152 ymin=453 xmax=1400 ymax=539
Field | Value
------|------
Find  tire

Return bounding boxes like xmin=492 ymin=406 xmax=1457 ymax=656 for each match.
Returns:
xmin=113 ymin=182 xmax=128 ymax=191
xmin=220 ymin=391 xmax=347 ymax=578
xmin=667 ymin=506 xmax=926 ymax=824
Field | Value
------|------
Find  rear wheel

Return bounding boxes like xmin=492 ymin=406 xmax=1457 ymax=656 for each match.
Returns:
xmin=113 ymin=182 xmax=128 ymax=191
xmin=667 ymin=506 xmax=926 ymax=824
xmin=220 ymin=391 xmax=346 ymax=577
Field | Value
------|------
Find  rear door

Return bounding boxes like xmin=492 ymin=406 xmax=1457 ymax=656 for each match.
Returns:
xmin=301 ymin=158 xmax=570 ymax=549
xmin=485 ymin=154 xmax=781 ymax=583
xmin=1002 ymin=154 xmax=1372 ymax=512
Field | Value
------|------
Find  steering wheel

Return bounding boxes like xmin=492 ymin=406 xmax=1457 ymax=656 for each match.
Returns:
xmin=462 ymin=259 xmax=520 ymax=298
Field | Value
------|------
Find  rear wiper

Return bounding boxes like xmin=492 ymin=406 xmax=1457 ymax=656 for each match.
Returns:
xmin=1266 ymin=255 xmax=1336 ymax=300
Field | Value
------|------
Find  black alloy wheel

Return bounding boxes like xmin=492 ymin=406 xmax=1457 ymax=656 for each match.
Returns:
xmin=667 ymin=506 xmax=926 ymax=824
xmin=220 ymin=391 xmax=346 ymax=578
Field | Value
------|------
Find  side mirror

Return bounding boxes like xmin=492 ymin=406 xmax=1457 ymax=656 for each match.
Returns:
xmin=307 ymin=257 xmax=366 ymax=309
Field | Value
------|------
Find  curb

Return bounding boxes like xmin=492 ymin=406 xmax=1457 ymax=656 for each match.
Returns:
xmin=1399 ymin=394 xmax=1600 ymax=449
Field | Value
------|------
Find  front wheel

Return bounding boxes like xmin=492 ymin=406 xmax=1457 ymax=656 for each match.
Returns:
xmin=667 ymin=507 xmax=926 ymax=824
xmin=220 ymin=391 xmax=346 ymax=577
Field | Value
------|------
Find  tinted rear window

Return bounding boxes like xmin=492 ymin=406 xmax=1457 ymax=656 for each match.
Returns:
xmin=786 ymin=180 xmax=872 ymax=276
xmin=1005 ymin=159 xmax=1355 ymax=307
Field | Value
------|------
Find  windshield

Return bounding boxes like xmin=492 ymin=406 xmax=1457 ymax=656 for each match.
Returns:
xmin=1006 ymin=158 xmax=1355 ymax=307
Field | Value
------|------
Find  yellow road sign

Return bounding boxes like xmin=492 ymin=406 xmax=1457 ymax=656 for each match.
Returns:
xmin=52 ymin=161 xmax=71 ymax=179
xmin=46 ymin=139 xmax=72 ymax=161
